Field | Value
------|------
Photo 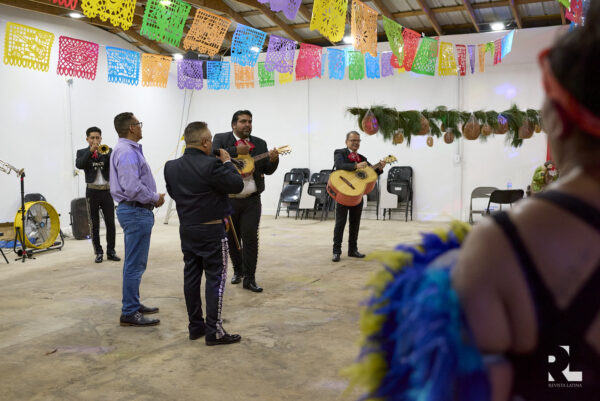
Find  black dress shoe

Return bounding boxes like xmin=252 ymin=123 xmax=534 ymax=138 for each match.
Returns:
xmin=231 ymin=273 xmax=243 ymax=284
xmin=332 ymin=253 xmax=341 ymax=262
xmin=119 ymin=311 xmax=160 ymax=326
xmin=107 ymin=252 xmax=121 ymax=262
xmin=189 ymin=329 xmax=206 ymax=340
xmin=348 ymin=250 xmax=366 ymax=258
xmin=138 ymin=304 xmax=159 ymax=314
xmin=243 ymin=280 xmax=263 ymax=293
xmin=205 ymin=333 xmax=241 ymax=346
xmin=95 ymin=254 xmax=103 ymax=263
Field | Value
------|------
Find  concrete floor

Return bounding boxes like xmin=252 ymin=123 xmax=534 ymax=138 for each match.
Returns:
xmin=0 ymin=215 xmax=449 ymax=401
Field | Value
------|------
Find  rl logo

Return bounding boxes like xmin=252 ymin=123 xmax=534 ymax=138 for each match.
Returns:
xmin=548 ymin=345 xmax=583 ymax=383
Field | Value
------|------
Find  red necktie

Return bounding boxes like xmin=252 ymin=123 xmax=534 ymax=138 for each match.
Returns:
xmin=235 ymin=139 xmax=255 ymax=152
xmin=348 ymin=152 xmax=361 ymax=163
xmin=92 ymin=151 xmax=99 ymax=160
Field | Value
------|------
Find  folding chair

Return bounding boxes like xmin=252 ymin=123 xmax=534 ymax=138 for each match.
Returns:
xmin=275 ymin=172 xmax=304 ymax=219
xmin=486 ymin=189 xmax=525 ymax=214
xmin=469 ymin=186 xmax=498 ymax=224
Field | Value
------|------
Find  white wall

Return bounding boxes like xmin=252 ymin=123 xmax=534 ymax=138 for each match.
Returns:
xmin=0 ymin=4 xmax=567 ymax=233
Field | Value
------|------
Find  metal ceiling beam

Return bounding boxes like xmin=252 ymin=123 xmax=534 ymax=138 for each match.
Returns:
xmin=233 ymin=0 xmax=304 ymax=42
xmin=461 ymin=0 xmax=480 ymax=32
xmin=414 ymin=0 xmax=443 ymax=35
xmin=559 ymin=4 xmax=566 ymax=24
xmin=508 ymin=0 xmax=523 ymax=29
xmin=369 ymin=0 xmax=394 ymax=20
xmin=185 ymin=0 xmax=248 ymax=25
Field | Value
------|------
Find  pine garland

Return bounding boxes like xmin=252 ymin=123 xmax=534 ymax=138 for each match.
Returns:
xmin=347 ymin=105 xmax=542 ymax=147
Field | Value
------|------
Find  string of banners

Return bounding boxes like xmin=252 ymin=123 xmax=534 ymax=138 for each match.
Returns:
xmin=4 ymin=0 xmax=522 ymax=89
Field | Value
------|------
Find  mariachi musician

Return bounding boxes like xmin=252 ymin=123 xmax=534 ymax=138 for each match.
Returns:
xmin=75 ymin=126 xmax=120 ymax=264
xmin=331 ymin=131 xmax=386 ymax=262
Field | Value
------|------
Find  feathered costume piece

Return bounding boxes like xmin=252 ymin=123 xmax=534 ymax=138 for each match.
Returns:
xmin=344 ymin=221 xmax=491 ymax=401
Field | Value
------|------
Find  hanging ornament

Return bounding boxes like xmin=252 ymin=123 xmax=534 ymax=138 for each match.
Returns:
xmin=481 ymin=123 xmax=492 ymax=136
xmin=534 ymin=123 xmax=542 ymax=133
xmin=518 ymin=120 xmax=534 ymax=139
xmin=494 ymin=115 xmax=509 ymax=134
xmin=361 ymin=109 xmax=379 ymax=135
xmin=417 ymin=114 xmax=430 ymax=135
xmin=463 ymin=114 xmax=481 ymax=140
xmin=392 ymin=130 xmax=404 ymax=144
xmin=440 ymin=123 xmax=446 ymax=133
xmin=443 ymin=131 xmax=455 ymax=144
xmin=426 ymin=136 xmax=434 ymax=147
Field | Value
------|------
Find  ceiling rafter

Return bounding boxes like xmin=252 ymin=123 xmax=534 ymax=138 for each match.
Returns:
xmin=414 ymin=0 xmax=443 ymax=35
xmin=369 ymin=0 xmax=394 ymax=20
xmin=461 ymin=0 xmax=480 ymax=32
xmin=508 ymin=0 xmax=523 ymax=28
xmin=559 ymin=4 xmax=566 ymax=24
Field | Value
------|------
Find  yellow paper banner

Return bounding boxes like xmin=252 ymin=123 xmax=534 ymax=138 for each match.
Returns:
xmin=234 ymin=64 xmax=254 ymax=89
xmin=4 ymin=22 xmax=54 ymax=72
xmin=183 ymin=8 xmax=231 ymax=57
xmin=310 ymin=0 xmax=348 ymax=43
xmin=81 ymin=0 xmax=136 ymax=30
xmin=141 ymin=54 xmax=172 ymax=88
xmin=438 ymin=42 xmax=458 ymax=76
xmin=478 ymin=43 xmax=486 ymax=73
xmin=351 ymin=0 xmax=378 ymax=57
xmin=279 ymin=71 xmax=293 ymax=84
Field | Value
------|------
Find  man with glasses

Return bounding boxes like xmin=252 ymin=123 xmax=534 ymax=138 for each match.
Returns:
xmin=331 ymin=131 xmax=385 ymax=262
xmin=110 ymin=113 xmax=165 ymax=327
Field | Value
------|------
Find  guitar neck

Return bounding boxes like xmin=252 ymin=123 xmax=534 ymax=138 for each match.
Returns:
xmin=252 ymin=152 xmax=270 ymax=162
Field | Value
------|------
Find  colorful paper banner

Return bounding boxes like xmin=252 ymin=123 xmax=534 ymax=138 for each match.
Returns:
xmin=106 ymin=46 xmax=140 ymax=85
xmin=296 ymin=43 xmax=322 ymax=80
xmin=183 ymin=8 xmax=230 ymax=57
xmin=207 ymin=61 xmax=230 ymax=90
xmin=438 ymin=41 xmax=458 ymax=76
xmin=231 ymin=24 xmax=267 ymax=67
xmin=310 ymin=0 xmax=348 ymax=43
xmin=177 ymin=59 xmax=203 ymax=90
xmin=80 ymin=0 xmax=136 ymax=30
xmin=351 ymin=0 xmax=378 ymax=57
xmin=141 ymin=53 xmax=172 ymax=88
xmin=4 ymin=22 xmax=55 ymax=72
xmin=412 ymin=37 xmax=438 ymax=76
xmin=57 ymin=36 xmax=99 ymax=80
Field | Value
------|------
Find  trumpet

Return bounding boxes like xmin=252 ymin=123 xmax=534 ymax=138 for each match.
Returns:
xmin=98 ymin=144 xmax=110 ymax=155
xmin=0 ymin=158 xmax=24 ymax=177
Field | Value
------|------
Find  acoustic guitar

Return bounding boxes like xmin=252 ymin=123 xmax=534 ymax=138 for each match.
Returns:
xmin=231 ymin=145 xmax=291 ymax=177
xmin=327 ymin=155 xmax=397 ymax=207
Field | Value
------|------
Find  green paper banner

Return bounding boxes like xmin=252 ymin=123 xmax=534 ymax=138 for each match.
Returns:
xmin=411 ymin=37 xmax=438 ymax=76
xmin=348 ymin=51 xmax=365 ymax=80
xmin=382 ymin=17 xmax=404 ymax=66
xmin=258 ymin=61 xmax=275 ymax=87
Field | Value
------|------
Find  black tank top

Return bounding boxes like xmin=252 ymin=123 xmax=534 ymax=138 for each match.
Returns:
xmin=491 ymin=190 xmax=600 ymax=401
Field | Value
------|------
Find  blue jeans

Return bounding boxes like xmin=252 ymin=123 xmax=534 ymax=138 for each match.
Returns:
xmin=116 ymin=203 xmax=154 ymax=315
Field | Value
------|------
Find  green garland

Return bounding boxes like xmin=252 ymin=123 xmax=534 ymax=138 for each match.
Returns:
xmin=347 ymin=105 xmax=542 ymax=147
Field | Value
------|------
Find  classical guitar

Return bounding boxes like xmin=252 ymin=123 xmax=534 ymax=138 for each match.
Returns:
xmin=231 ymin=145 xmax=291 ymax=177
xmin=327 ymin=155 xmax=397 ymax=207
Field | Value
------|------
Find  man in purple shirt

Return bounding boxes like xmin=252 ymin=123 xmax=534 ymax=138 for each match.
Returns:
xmin=110 ymin=112 xmax=165 ymax=327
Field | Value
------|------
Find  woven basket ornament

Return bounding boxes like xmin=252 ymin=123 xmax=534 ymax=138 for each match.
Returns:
xmin=310 ymin=0 xmax=348 ymax=43
xmin=351 ymin=0 xmax=378 ymax=57
xmin=57 ymin=36 xmax=99 ymax=80
xmin=140 ymin=0 xmax=191 ymax=47
xmin=106 ymin=46 xmax=140 ymax=86
xmin=183 ymin=8 xmax=231 ymax=57
xmin=81 ymin=0 xmax=136 ymax=30
xmin=4 ymin=23 xmax=54 ymax=72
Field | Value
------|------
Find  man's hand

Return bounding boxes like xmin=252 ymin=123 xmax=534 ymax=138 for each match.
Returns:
xmin=155 ymin=193 xmax=165 ymax=207
xmin=268 ymin=148 xmax=279 ymax=162
xmin=90 ymin=142 xmax=99 ymax=153
xmin=218 ymin=149 xmax=231 ymax=163
xmin=236 ymin=144 xmax=250 ymax=155
xmin=357 ymin=161 xmax=368 ymax=169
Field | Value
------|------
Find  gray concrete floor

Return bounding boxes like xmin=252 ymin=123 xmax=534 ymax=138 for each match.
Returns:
xmin=0 ymin=215 xmax=449 ymax=401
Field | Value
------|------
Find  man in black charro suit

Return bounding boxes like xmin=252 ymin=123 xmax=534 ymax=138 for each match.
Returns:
xmin=331 ymin=131 xmax=385 ymax=262
xmin=212 ymin=110 xmax=279 ymax=293
xmin=75 ymin=126 xmax=120 ymax=264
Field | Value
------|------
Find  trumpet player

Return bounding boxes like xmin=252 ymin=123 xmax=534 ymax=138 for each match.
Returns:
xmin=76 ymin=127 xmax=120 ymax=264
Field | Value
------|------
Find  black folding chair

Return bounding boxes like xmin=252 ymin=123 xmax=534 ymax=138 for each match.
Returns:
xmin=485 ymin=189 xmax=525 ymax=214
xmin=386 ymin=166 xmax=414 ymax=221
xmin=275 ymin=172 xmax=304 ymax=219
xmin=0 ymin=232 xmax=8 ymax=264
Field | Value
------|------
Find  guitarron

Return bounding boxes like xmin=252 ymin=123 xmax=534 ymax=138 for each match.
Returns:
xmin=327 ymin=155 xmax=397 ymax=207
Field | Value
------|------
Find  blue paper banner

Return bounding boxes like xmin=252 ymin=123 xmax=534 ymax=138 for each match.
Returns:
xmin=207 ymin=61 xmax=230 ymax=90
xmin=327 ymin=48 xmax=345 ymax=80
xmin=106 ymin=46 xmax=140 ymax=86
xmin=231 ymin=24 xmax=267 ymax=67
xmin=365 ymin=52 xmax=380 ymax=79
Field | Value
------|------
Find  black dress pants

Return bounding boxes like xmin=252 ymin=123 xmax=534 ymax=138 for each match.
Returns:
xmin=227 ymin=195 xmax=261 ymax=282
xmin=333 ymin=200 xmax=363 ymax=254
xmin=180 ymin=223 xmax=228 ymax=338
xmin=86 ymin=188 xmax=116 ymax=255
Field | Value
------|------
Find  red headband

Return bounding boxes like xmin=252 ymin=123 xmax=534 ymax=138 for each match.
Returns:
xmin=538 ymin=48 xmax=600 ymax=137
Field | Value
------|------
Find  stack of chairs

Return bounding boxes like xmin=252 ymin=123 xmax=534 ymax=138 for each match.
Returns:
xmin=275 ymin=169 xmax=309 ymax=219
xmin=382 ymin=166 xmax=414 ymax=221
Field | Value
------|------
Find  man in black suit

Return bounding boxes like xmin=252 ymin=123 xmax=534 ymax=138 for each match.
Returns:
xmin=212 ymin=110 xmax=279 ymax=293
xmin=332 ymin=131 xmax=385 ymax=262
xmin=75 ymin=126 xmax=120 ymax=263
xmin=164 ymin=121 xmax=244 ymax=346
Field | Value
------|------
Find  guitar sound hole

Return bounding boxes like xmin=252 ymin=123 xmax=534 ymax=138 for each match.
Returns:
xmin=356 ymin=171 xmax=367 ymax=179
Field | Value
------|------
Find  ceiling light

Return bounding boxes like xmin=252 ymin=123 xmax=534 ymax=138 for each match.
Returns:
xmin=490 ymin=22 xmax=505 ymax=31
xmin=250 ymin=46 xmax=260 ymax=52
xmin=173 ymin=53 xmax=183 ymax=61
xmin=160 ymin=0 xmax=172 ymax=6
xmin=343 ymin=36 xmax=354 ymax=44
xmin=69 ymin=12 xmax=84 ymax=18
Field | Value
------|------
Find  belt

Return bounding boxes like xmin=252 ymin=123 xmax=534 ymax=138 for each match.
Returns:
xmin=201 ymin=219 xmax=222 ymax=224
xmin=87 ymin=183 xmax=110 ymax=190
xmin=229 ymin=192 xmax=258 ymax=199
xmin=120 ymin=201 xmax=154 ymax=211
